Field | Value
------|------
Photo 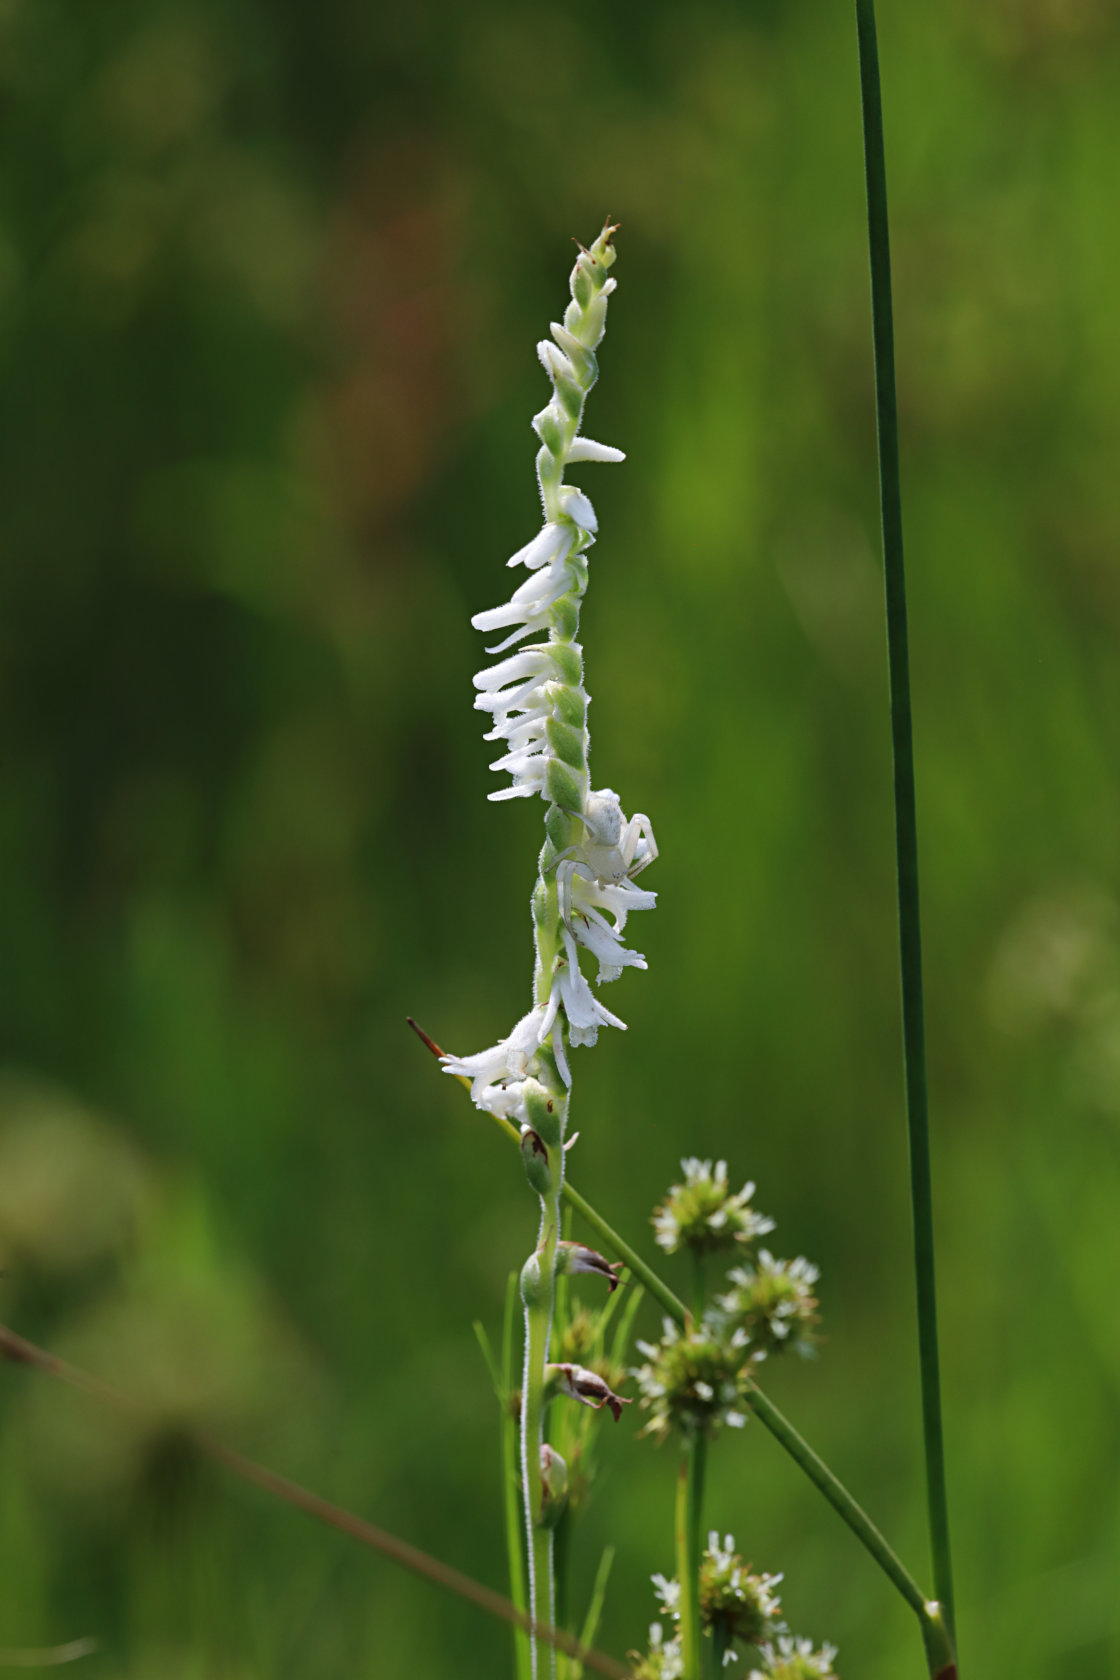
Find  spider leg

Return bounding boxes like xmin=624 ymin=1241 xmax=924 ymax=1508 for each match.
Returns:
xmin=557 ymin=857 xmax=593 ymax=926
xmin=624 ymin=814 xmax=658 ymax=877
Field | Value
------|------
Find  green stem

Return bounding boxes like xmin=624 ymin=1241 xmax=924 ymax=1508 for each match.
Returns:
xmin=744 ymin=1380 xmax=925 ymax=1616
xmin=853 ymin=0 xmax=956 ymax=1649
xmin=502 ymin=1275 xmax=533 ymax=1680
xmin=523 ymin=1176 xmax=563 ymax=1680
xmin=676 ymin=1433 xmax=706 ymax=1680
xmin=744 ymin=1383 xmax=954 ymax=1675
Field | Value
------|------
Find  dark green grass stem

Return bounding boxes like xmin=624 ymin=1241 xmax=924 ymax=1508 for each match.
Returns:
xmin=854 ymin=0 xmax=956 ymax=1647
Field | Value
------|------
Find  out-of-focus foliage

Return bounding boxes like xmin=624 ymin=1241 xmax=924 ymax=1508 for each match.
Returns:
xmin=1 ymin=0 xmax=1119 ymax=1674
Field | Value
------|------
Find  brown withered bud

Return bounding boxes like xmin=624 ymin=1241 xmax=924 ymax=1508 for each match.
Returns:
xmin=556 ymin=1240 xmax=624 ymax=1293
xmin=546 ymin=1361 xmax=632 ymax=1423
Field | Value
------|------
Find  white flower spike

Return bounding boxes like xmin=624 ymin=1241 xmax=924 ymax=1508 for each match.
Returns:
xmin=443 ymin=220 xmax=657 ymax=1094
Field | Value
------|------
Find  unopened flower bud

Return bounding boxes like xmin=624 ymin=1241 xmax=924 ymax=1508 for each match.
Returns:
xmin=523 ymin=1082 xmax=563 ymax=1148
xmin=520 ymin=1251 xmax=544 ymax=1309
xmin=521 ymin=1127 xmax=551 ymax=1196
xmin=556 ymin=1241 xmax=623 ymax=1292
xmin=537 ymin=1442 xmax=569 ymax=1529
xmin=546 ymin=1361 xmax=631 ymax=1422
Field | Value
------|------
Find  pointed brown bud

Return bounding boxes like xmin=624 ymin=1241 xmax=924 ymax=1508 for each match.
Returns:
xmin=545 ymin=1362 xmax=631 ymax=1423
xmin=556 ymin=1241 xmax=623 ymax=1293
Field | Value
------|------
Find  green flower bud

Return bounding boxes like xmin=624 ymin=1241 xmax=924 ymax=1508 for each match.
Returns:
xmin=520 ymin=1251 xmax=544 ymax=1309
xmin=535 ymin=443 xmax=563 ymax=496
xmin=546 ymin=716 xmax=587 ymax=771
xmin=569 ymin=263 xmax=593 ymax=312
xmin=532 ymin=405 xmax=565 ymax=456
xmin=520 ymin=1128 xmax=552 ymax=1197
xmin=545 ymin=758 xmax=585 ymax=815
xmin=549 ymin=593 xmax=580 ymax=642
xmin=523 ymin=1082 xmax=563 ymax=1148
xmin=537 ymin=1443 xmax=568 ymax=1530
xmin=550 ymin=682 xmax=587 ymax=731
xmin=554 ymin=372 xmax=583 ymax=420
xmin=549 ymin=641 xmax=583 ymax=688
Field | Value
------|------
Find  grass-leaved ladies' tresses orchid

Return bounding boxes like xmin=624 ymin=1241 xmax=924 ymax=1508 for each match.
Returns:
xmin=440 ymin=222 xmax=656 ymax=1678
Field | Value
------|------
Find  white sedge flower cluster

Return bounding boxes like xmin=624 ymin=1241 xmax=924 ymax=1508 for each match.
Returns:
xmin=632 ymin=1620 xmax=684 ymax=1680
xmin=443 ymin=224 xmax=656 ymax=1112
xmin=653 ymin=1159 xmax=776 ymax=1257
xmin=632 ymin=1314 xmax=752 ymax=1441
xmin=717 ymin=1253 xmax=821 ymax=1360
xmin=747 ymin=1635 xmax=840 ymax=1679
xmin=644 ymin=1536 xmax=786 ymax=1671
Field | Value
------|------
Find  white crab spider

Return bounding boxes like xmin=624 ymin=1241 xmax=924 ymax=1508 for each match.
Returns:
xmin=550 ymin=787 xmax=658 ymax=927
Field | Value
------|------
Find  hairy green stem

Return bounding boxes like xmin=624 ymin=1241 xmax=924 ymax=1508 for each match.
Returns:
xmin=523 ymin=1172 xmax=564 ymax=1680
xmin=502 ymin=1275 xmax=533 ymax=1680
xmin=853 ymin=0 xmax=956 ymax=1650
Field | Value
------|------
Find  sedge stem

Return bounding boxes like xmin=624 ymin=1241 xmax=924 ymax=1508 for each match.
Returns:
xmin=676 ymin=1432 xmax=706 ymax=1680
xmin=853 ymin=0 xmax=957 ymax=1650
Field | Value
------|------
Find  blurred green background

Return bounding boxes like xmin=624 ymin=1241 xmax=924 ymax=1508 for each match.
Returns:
xmin=2 ymin=0 xmax=1119 ymax=1674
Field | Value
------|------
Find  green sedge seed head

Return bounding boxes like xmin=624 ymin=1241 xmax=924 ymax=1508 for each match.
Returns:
xmin=717 ymin=1253 xmax=821 ymax=1362
xmin=653 ymin=1159 xmax=775 ymax=1258
xmin=629 ymin=1623 xmax=683 ymax=1680
xmin=700 ymin=1534 xmax=784 ymax=1649
xmin=631 ymin=1315 xmax=752 ymax=1442
xmin=748 ymin=1636 xmax=840 ymax=1679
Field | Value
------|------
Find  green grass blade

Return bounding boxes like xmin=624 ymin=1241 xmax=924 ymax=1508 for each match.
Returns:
xmin=854 ymin=0 xmax=957 ymax=1652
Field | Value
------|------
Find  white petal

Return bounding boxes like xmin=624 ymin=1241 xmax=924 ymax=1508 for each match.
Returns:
xmin=566 ymin=438 xmax=625 ymax=464
xmin=558 ymin=486 xmax=597 ymax=533
xmin=472 ymin=648 xmax=549 ymax=692
xmin=537 ymin=341 xmax=577 ymax=384
xmin=507 ymin=523 xmax=573 ymax=571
